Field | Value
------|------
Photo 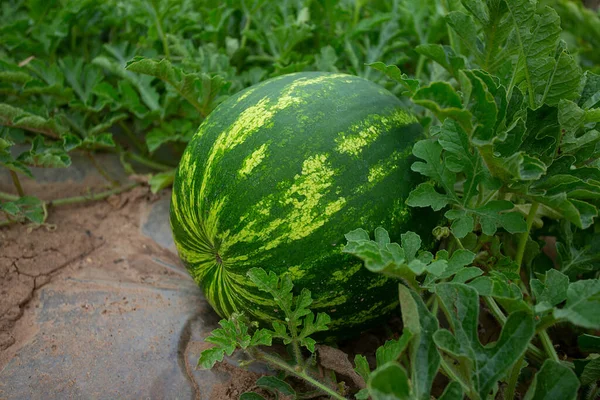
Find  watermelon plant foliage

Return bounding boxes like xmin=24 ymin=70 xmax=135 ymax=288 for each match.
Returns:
xmin=197 ymin=0 xmax=600 ymax=399
xmin=0 ymin=0 xmax=435 ymax=225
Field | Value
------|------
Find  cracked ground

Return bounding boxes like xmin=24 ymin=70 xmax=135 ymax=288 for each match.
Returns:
xmin=0 ymin=153 xmax=284 ymax=399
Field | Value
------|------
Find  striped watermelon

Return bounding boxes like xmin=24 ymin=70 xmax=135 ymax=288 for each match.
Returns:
xmin=170 ymin=72 xmax=432 ymax=337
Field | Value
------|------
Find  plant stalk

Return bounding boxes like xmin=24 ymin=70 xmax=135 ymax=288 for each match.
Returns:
xmin=515 ymin=202 xmax=539 ymax=270
xmin=255 ymin=350 xmax=346 ymax=400
xmin=118 ymin=121 xmax=147 ymax=155
xmin=484 ymin=297 xmax=546 ymax=365
xmin=505 ymin=355 xmax=524 ymax=400
xmin=126 ymin=152 xmax=174 ymax=172
xmin=439 ymin=357 xmax=472 ymax=397
xmin=48 ymin=182 xmax=140 ymax=207
xmin=87 ymin=152 xmax=119 ymax=187
xmin=535 ymin=315 xmax=559 ymax=333
xmin=148 ymin=1 xmax=170 ymax=60
xmin=10 ymin=170 xmax=25 ymax=197
xmin=0 ymin=191 xmax=19 ymax=201
xmin=538 ymin=329 xmax=559 ymax=362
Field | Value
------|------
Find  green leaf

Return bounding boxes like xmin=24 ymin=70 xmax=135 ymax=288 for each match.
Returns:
xmin=366 ymin=62 xmax=419 ymax=95
xmin=126 ymin=57 xmax=227 ymax=116
xmin=0 ymin=196 xmax=45 ymax=224
xmin=344 ymin=228 xmax=441 ymax=286
xmin=415 ymin=44 xmax=465 ymax=80
xmin=542 ymin=49 xmax=583 ymax=107
xmin=355 ymin=388 xmax=369 ymax=400
xmin=435 ymin=283 xmax=535 ymax=399
xmin=468 ymin=274 xmax=522 ymax=300
xmin=531 ymin=269 xmax=569 ymax=313
xmin=580 ymin=72 xmax=600 ymax=109
xmin=368 ymin=362 xmax=411 ymax=400
xmin=555 ymin=221 xmax=600 ymax=276
xmin=239 ymin=392 xmax=266 ymax=400
xmin=445 ymin=11 xmax=483 ymax=63
xmin=299 ymin=312 xmax=331 ymax=352
xmin=250 ymin=328 xmax=272 ymax=347
xmin=410 ymin=139 xmax=458 ymax=205
xmin=0 ymin=103 xmax=65 ymax=138
xmin=19 ymin=136 xmax=71 ymax=168
xmin=523 ymin=360 xmax=579 ymax=400
xmin=554 ymin=279 xmax=600 ymax=329
xmin=92 ymin=46 xmax=160 ymax=112
xmin=398 ymin=285 xmax=440 ymax=400
xmin=406 ymin=182 xmax=450 ymax=211
xmin=197 ymin=346 xmax=227 ymax=370
xmin=256 ymin=376 xmax=296 ymax=396
xmin=475 ymin=200 xmax=527 ymax=235
xmin=413 ymin=82 xmax=473 ymax=132
xmin=578 ymin=334 xmax=600 ymax=353
xmin=437 ymin=119 xmax=488 ymax=204
xmin=438 ymin=381 xmax=464 ymax=400
xmin=149 ymin=169 xmax=176 ymax=194
xmin=460 ymin=70 xmax=498 ymax=142
xmin=375 ymin=330 xmax=413 ymax=367
xmin=503 ymin=1 xmax=581 ymax=108
xmin=580 ymin=356 xmax=600 ymax=386
xmin=354 ymin=354 xmax=371 ymax=383
xmin=315 ymin=46 xmax=338 ymax=72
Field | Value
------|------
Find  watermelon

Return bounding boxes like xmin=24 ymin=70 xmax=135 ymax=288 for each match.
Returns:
xmin=170 ymin=71 xmax=433 ymax=337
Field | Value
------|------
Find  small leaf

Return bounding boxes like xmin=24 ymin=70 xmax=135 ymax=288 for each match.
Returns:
xmin=256 ymin=376 xmax=296 ymax=396
xmin=250 ymin=329 xmax=272 ymax=347
xmin=375 ymin=330 xmax=413 ymax=367
xmin=398 ymin=285 xmax=440 ymax=400
xmin=354 ymin=355 xmax=371 ymax=382
xmin=198 ymin=346 xmax=226 ymax=369
xmin=367 ymin=62 xmax=419 ymax=95
xmin=415 ymin=44 xmax=465 ymax=79
xmin=1 ymin=196 xmax=45 ymax=224
xmin=406 ymin=182 xmax=451 ymax=211
xmin=435 ymin=283 xmax=535 ymax=399
xmin=149 ymin=169 xmax=176 ymax=194
xmin=554 ymin=279 xmax=600 ymax=329
xmin=413 ymin=82 xmax=472 ymax=132
xmin=368 ymin=362 xmax=411 ymax=400
xmin=438 ymin=381 xmax=464 ymax=400
xmin=578 ymin=334 xmax=600 ymax=353
xmin=531 ymin=269 xmax=569 ymax=313
xmin=523 ymin=360 xmax=579 ymax=400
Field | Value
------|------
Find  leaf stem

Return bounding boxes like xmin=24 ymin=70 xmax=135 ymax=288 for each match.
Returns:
xmin=0 ymin=191 xmax=19 ymax=201
xmin=453 ymin=234 xmax=465 ymax=250
xmin=538 ymin=329 xmax=559 ymax=362
xmin=483 ymin=296 xmax=546 ymax=364
xmin=126 ymin=151 xmax=174 ymax=172
xmin=515 ymin=202 xmax=539 ymax=270
xmin=484 ymin=296 xmax=506 ymax=324
xmin=439 ymin=357 xmax=472 ymax=396
xmin=10 ymin=170 xmax=25 ymax=197
xmin=240 ymin=14 xmax=252 ymax=49
xmin=254 ymin=350 xmax=345 ymax=400
xmin=505 ymin=355 xmax=524 ymax=400
xmin=118 ymin=121 xmax=147 ymax=155
xmin=535 ymin=315 xmax=559 ymax=333
xmin=86 ymin=152 xmax=119 ymax=187
xmin=47 ymin=182 xmax=140 ymax=207
xmin=148 ymin=1 xmax=170 ymax=60
xmin=415 ymin=54 xmax=426 ymax=81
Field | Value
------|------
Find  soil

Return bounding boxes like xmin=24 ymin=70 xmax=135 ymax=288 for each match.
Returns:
xmin=0 ymin=185 xmax=173 ymax=367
